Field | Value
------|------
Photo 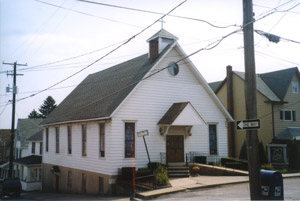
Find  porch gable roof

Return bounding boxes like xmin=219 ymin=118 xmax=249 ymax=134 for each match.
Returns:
xmin=158 ymin=102 xmax=206 ymax=126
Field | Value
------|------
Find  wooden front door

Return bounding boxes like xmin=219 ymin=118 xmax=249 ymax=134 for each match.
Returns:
xmin=166 ymin=135 xmax=184 ymax=162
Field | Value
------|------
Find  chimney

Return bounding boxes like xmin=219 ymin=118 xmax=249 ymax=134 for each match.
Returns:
xmin=226 ymin=65 xmax=235 ymax=157
xmin=149 ymin=39 xmax=159 ymax=63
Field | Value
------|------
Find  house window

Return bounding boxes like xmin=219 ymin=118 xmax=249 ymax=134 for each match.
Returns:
xmin=280 ymin=110 xmax=296 ymax=121
xmin=82 ymin=124 xmax=87 ymax=156
xmin=209 ymin=124 xmax=218 ymax=155
xmin=68 ymin=125 xmax=72 ymax=154
xmin=67 ymin=171 xmax=72 ymax=188
xmin=82 ymin=173 xmax=87 ymax=193
xmin=56 ymin=127 xmax=60 ymax=153
xmin=292 ymin=82 xmax=298 ymax=94
xmin=99 ymin=123 xmax=105 ymax=157
xmin=32 ymin=142 xmax=35 ymax=154
xmin=99 ymin=177 xmax=104 ymax=193
xmin=125 ymin=122 xmax=135 ymax=158
xmin=40 ymin=142 xmax=43 ymax=155
xmin=46 ymin=128 xmax=49 ymax=152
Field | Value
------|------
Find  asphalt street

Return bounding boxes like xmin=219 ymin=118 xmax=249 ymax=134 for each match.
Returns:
xmin=150 ymin=177 xmax=300 ymax=200
xmin=0 ymin=177 xmax=299 ymax=200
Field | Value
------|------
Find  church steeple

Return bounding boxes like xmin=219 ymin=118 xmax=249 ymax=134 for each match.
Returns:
xmin=147 ymin=29 xmax=178 ymax=63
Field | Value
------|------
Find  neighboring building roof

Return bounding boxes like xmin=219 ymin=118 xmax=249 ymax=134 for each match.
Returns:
xmin=275 ymin=127 xmax=300 ymax=140
xmin=208 ymin=81 xmax=224 ymax=92
xmin=209 ymin=67 xmax=300 ymax=102
xmin=16 ymin=118 xmax=43 ymax=148
xmin=0 ymin=129 xmax=13 ymax=144
xmin=27 ymin=130 xmax=43 ymax=142
xmin=14 ymin=155 xmax=42 ymax=166
xmin=41 ymin=45 xmax=172 ymax=125
xmin=234 ymin=71 xmax=281 ymax=102
xmin=259 ymin=67 xmax=300 ymax=101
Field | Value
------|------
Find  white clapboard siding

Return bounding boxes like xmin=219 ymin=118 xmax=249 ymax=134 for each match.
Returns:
xmin=109 ymin=47 xmax=228 ymax=170
xmin=43 ymin=121 xmax=115 ymax=175
xmin=43 ymin=46 xmax=228 ymax=176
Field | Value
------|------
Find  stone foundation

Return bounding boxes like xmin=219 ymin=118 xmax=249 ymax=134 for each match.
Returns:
xmin=42 ymin=163 xmax=117 ymax=194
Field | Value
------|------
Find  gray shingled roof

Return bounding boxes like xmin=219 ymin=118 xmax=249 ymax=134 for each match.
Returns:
xmin=41 ymin=45 xmax=173 ymax=125
xmin=275 ymin=127 xmax=300 ymax=140
xmin=27 ymin=130 xmax=43 ymax=142
xmin=158 ymin=102 xmax=189 ymax=125
xmin=259 ymin=67 xmax=299 ymax=101
xmin=14 ymin=155 xmax=42 ymax=166
xmin=16 ymin=119 xmax=43 ymax=149
xmin=234 ymin=71 xmax=281 ymax=102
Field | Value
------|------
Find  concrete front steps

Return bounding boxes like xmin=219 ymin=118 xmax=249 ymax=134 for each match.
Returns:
xmin=167 ymin=162 xmax=190 ymax=177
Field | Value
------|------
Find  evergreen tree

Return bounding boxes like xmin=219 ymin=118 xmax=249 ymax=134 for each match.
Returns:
xmin=28 ymin=109 xmax=41 ymax=119
xmin=38 ymin=96 xmax=57 ymax=118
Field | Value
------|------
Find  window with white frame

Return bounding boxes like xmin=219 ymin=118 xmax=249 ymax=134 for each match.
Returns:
xmin=55 ymin=127 xmax=60 ymax=153
xmin=292 ymin=82 xmax=298 ymax=94
xmin=99 ymin=123 xmax=105 ymax=157
xmin=46 ymin=128 xmax=49 ymax=152
xmin=209 ymin=124 xmax=218 ymax=155
xmin=67 ymin=125 xmax=72 ymax=154
xmin=32 ymin=142 xmax=35 ymax=154
xmin=280 ymin=110 xmax=296 ymax=121
xmin=82 ymin=124 xmax=87 ymax=156
xmin=125 ymin=122 xmax=135 ymax=158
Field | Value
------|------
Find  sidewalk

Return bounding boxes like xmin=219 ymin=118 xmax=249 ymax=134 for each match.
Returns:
xmin=135 ymin=173 xmax=300 ymax=199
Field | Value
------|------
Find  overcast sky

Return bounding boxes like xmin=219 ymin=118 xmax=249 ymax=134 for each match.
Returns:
xmin=1 ymin=0 xmax=300 ymax=129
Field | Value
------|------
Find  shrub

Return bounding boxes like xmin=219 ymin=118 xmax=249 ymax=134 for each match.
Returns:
xmin=154 ymin=163 xmax=168 ymax=186
xmin=190 ymin=165 xmax=200 ymax=175
xmin=261 ymin=163 xmax=274 ymax=170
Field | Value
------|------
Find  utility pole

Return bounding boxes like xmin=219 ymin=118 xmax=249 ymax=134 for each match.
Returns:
xmin=242 ymin=1 xmax=261 ymax=200
xmin=3 ymin=61 xmax=26 ymax=178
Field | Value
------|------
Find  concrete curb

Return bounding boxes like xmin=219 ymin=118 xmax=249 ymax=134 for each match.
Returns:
xmin=135 ymin=173 xmax=300 ymax=200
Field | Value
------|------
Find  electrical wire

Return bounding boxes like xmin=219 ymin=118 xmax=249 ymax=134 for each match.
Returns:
xmin=13 ymin=0 xmax=187 ymax=103
xmin=77 ymin=0 xmax=239 ymax=29
xmin=34 ymin=0 xmax=147 ymax=29
xmin=255 ymin=29 xmax=300 ymax=44
xmin=0 ymin=101 xmax=10 ymax=116
xmin=2 ymin=1 xmax=297 ymax=109
xmin=255 ymin=50 xmax=300 ymax=66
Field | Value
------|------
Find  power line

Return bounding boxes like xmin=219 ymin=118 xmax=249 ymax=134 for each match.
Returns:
xmin=13 ymin=0 xmax=187 ymax=103
xmin=77 ymin=0 xmax=239 ymax=29
xmin=34 ymin=0 xmax=145 ymax=29
xmin=0 ymin=101 xmax=10 ymax=116
xmin=255 ymin=29 xmax=300 ymax=44
xmin=4 ymin=40 xmax=127 ymax=73
xmin=254 ymin=3 xmax=300 ymax=15
xmin=255 ymin=50 xmax=300 ymax=66
xmin=2 ymin=0 xmax=293 ymax=107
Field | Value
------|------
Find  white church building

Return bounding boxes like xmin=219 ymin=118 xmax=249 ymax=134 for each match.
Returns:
xmin=41 ymin=29 xmax=233 ymax=194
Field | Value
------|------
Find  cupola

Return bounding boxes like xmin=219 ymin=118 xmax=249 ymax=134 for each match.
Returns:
xmin=147 ymin=29 xmax=178 ymax=63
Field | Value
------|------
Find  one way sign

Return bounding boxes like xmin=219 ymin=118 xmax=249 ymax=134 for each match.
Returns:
xmin=236 ymin=119 xmax=260 ymax=130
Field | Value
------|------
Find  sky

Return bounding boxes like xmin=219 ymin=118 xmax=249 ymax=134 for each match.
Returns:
xmin=0 ymin=0 xmax=300 ymax=129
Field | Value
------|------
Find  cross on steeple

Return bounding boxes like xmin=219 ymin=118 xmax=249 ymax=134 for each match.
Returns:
xmin=159 ymin=18 xmax=166 ymax=29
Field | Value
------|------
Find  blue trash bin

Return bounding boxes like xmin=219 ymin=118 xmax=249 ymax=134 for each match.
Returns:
xmin=260 ymin=169 xmax=284 ymax=200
